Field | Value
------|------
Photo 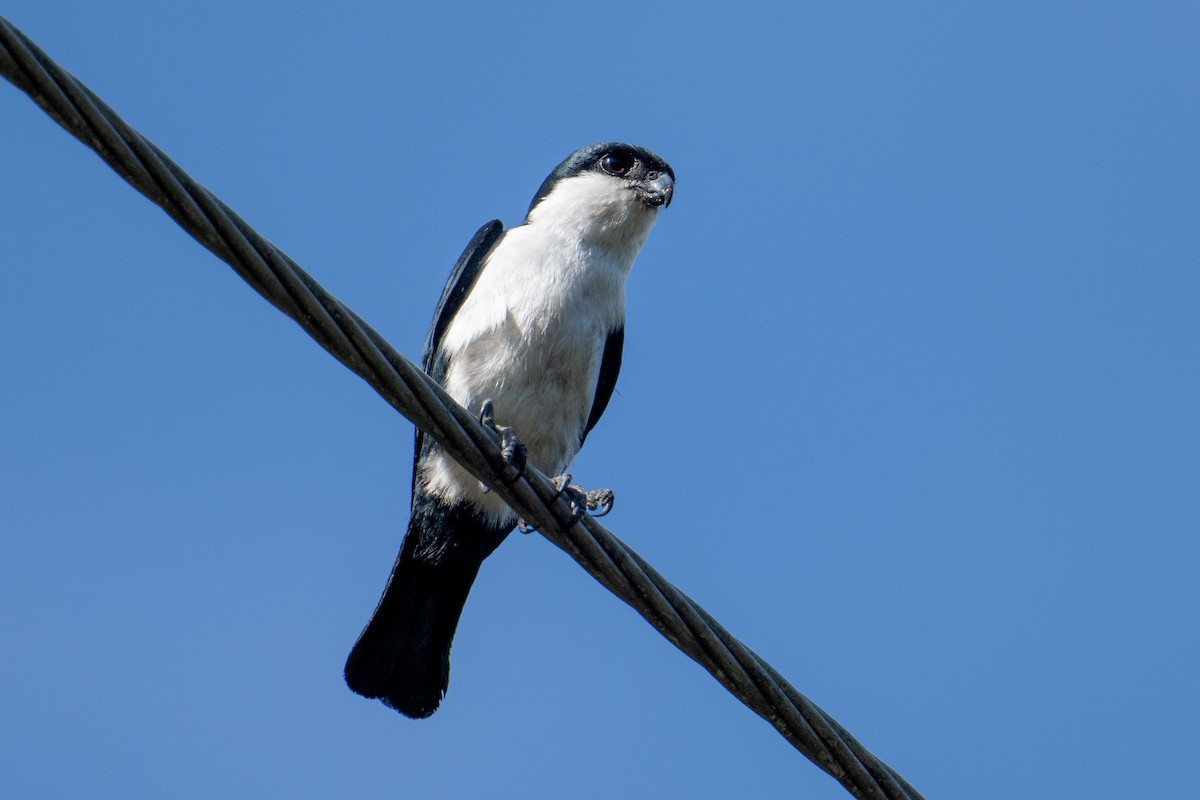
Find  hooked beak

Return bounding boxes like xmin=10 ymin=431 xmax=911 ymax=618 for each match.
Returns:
xmin=635 ymin=172 xmax=674 ymax=208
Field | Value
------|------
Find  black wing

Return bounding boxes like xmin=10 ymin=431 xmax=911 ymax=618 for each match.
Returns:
xmin=411 ymin=220 xmax=506 ymax=497
xmin=422 ymin=220 xmax=505 ymax=375
xmin=581 ymin=326 xmax=624 ymax=445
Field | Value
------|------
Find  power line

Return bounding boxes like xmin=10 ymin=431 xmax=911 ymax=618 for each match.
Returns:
xmin=1 ymin=16 xmax=924 ymax=799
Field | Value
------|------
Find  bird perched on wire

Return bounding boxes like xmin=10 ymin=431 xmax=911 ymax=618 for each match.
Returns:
xmin=344 ymin=142 xmax=675 ymax=718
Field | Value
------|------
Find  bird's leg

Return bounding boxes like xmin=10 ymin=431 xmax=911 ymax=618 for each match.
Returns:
xmin=517 ymin=475 xmax=616 ymax=533
xmin=478 ymin=399 xmax=527 ymax=494
xmin=552 ymin=474 xmax=590 ymax=520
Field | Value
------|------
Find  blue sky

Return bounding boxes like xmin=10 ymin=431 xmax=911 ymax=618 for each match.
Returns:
xmin=2 ymin=3 xmax=1197 ymax=798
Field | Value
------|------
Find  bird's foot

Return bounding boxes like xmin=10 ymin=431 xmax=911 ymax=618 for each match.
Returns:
xmin=478 ymin=399 xmax=527 ymax=494
xmin=584 ymin=487 xmax=615 ymax=517
xmin=517 ymin=475 xmax=615 ymax=533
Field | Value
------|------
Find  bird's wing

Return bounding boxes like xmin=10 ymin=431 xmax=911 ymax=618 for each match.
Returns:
xmin=421 ymin=219 xmax=505 ymax=375
xmin=581 ymin=326 xmax=624 ymax=444
xmin=411 ymin=219 xmax=505 ymax=498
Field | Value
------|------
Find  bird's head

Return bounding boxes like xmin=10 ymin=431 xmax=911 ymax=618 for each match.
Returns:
xmin=524 ymin=143 xmax=674 ymax=247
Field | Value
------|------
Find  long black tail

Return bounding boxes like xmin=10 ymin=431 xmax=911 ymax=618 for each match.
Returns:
xmin=344 ymin=499 xmax=509 ymax=718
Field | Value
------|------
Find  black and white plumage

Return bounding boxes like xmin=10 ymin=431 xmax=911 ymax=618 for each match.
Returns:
xmin=344 ymin=142 xmax=674 ymax=718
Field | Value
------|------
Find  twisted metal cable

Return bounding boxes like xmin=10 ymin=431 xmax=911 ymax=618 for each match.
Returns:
xmin=1 ymin=16 xmax=924 ymax=800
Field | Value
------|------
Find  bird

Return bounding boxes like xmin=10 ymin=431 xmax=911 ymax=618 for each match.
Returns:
xmin=344 ymin=142 xmax=675 ymax=718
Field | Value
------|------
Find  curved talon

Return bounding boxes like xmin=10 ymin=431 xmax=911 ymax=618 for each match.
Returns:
xmin=517 ymin=518 xmax=538 ymax=534
xmin=479 ymin=399 xmax=497 ymax=429
xmin=586 ymin=488 xmax=615 ymax=517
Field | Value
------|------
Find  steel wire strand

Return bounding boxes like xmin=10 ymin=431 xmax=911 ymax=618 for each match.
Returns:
xmin=1 ymin=16 xmax=925 ymax=800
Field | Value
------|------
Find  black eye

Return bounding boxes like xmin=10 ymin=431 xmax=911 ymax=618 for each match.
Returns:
xmin=599 ymin=152 xmax=634 ymax=176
